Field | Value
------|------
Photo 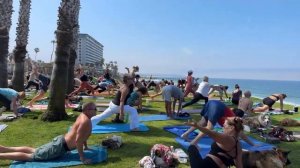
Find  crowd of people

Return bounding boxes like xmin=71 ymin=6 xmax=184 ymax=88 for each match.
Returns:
xmin=0 ymin=65 xmax=289 ymax=167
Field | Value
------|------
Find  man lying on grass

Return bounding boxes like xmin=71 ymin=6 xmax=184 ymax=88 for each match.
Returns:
xmin=0 ymin=102 xmax=96 ymax=164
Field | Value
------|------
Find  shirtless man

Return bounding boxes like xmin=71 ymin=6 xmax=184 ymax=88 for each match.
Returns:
xmin=0 ymin=102 xmax=96 ymax=164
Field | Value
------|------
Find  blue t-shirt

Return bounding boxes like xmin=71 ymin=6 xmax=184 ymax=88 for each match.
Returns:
xmin=0 ymin=88 xmax=18 ymax=101
xmin=126 ymin=91 xmax=139 ymax=106
xmin=201 ymin=100 xmax=226 ymax=125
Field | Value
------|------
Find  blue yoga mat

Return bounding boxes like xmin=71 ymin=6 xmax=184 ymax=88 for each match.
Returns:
xmin=176 ymin=136 xmax=275 ymax=157
xmin=10 ymin=146 xmax=107 ymax=168
xmin=163 ymin=125 xmax=223 ymax=139
xmin=139 ymin=114 xmax=191 ymax=122
xmin=92 ymin=123 xmax=149 ymax=134
xmin=139 ymin=115 xmax=169 ymax=121
xmin=164 ymin=125 xmax=274 ymax=157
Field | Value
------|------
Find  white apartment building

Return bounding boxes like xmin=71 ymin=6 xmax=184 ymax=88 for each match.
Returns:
xmin=76 ymin=33 xmax=104 ymax=66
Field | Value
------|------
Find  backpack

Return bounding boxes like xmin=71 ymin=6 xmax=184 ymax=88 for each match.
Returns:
xmin=150 ymin=144 xmax=179 ymax=168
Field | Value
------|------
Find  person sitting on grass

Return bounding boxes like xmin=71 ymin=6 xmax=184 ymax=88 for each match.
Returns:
xmin=0 ymin=102 xmax=96 ymax=164
xmin=186 ymin=117 xmax=244 ymax=168
xmin=253 ymin=93 xmax=287 ymax=112
xmin=181 ymin=100 xmax=255 ymax=146
xmin=208 ymin=85 xmax=229 ymax=101
xmin=0 ymin=88 xmax=25 ymax=117
xmin=150 ymin=84 xmax=183 ymax=119
xmin=91 ymin=74 xmax=140 ymax=131
xmin=237 ymin=90 xmax=253 ymax=116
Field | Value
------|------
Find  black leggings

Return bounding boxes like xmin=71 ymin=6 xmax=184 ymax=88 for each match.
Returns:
xmin=93 ymin=85 xmax=107 ymax=93
xmin=182 ymin=92 xmax=208 ymax=108
xmin=25 ymin=81 xmax=39 ymax=90
xmin=188 ymin=145 xmax=219 ymax=168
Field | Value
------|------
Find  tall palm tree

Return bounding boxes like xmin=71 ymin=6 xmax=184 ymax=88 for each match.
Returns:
xmin=0 ymin=0 xmax=13 ymax=88
xmin=67 ymin=0 xmax=80 ymax=94
xmin=42 ymin=0 xmax=79 ymax=121
xmin=11 ymin=0 xmax=31 ymax=91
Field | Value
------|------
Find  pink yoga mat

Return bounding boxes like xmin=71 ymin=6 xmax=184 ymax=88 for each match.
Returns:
xmin=28 ymin=104 xmax=79 ymax=110
xmin=181 ymin=109 xmax=202 ymax=114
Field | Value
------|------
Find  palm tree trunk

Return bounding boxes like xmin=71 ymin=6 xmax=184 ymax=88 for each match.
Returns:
xmin=11 ymin=46 xmax=26 ymax=91
xmin=67 ymin=0 xmax=80 ymax=94
xmin=0 ymin=28 xmax=9 ymax=88
xmin=11 ymin=0 xmax=31 ymax=91
xmin=41 ymin=0 xmax=78 ymax=121
xmin=0 ymin=0 xmax=13 ymax=88
xmin=67 ymin=49 xmax=76 ymax=94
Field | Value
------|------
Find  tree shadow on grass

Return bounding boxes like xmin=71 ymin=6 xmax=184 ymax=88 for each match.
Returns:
xmin=21 ymin=111 xmax=43 ymax=120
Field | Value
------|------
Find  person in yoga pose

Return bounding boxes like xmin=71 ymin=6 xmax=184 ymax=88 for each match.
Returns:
xmin=181 ymin=100 xmax=254 ymax=146
xmin=253 ymin=93 xmax=287 ymax=112
xmin=24 ymin=60 xmax=39 ymax=91
xmin=208 ymin=85 xmax=229 ymax=101
xmin=231 ymin=84 xmax=242 ymax=105
xmin=150 ymin=84 xmax=183 ymax=119
xmin=0 ymin=102 xmax=96 ymax=164
xmin=27 ymin=71 xmax=51 ymax=107
xmin=183 ymin=70 xmax=195 ymax=98
xmin=91 ymin=74 xmax=140 ymax=131
xmin=69 ymin=65 xmax=94 ymax=96
xmin=126 ymin=87 xmax=148 ymax=111
xmin=182 ymin=76 xmax=210 ymax=108
xmin=186 ymin=117 xmax=244 ymax=168
xmin=125 ymin=65 xmax=139 ymax=78
xmin=0 ymin=88 xmax=25 ymax=117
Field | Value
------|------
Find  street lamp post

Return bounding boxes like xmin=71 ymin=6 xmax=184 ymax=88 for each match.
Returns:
xmin=34 ymin=48 xmax=40 ymax=61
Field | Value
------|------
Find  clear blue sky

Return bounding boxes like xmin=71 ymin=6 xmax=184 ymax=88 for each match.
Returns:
xmin=9 ymin=0 xmax=300 ymax=81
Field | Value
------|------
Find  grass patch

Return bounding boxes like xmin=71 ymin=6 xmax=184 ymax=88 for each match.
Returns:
xmin=0 ymin=95 xmax=299 ymax=167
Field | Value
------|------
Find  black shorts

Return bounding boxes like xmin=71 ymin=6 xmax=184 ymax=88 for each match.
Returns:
xmin=231 ymin=99 xmax=239 ymax=105
xmin=263 ymin=97 xmax=275 ymax=107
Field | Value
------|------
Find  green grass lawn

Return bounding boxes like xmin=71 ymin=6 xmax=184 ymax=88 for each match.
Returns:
xmin=0 ymin=96 xmax=299 ymax=167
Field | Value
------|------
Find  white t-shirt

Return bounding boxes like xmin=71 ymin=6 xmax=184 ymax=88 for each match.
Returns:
xmin=196 ymin=81 xmax=210 ymax=97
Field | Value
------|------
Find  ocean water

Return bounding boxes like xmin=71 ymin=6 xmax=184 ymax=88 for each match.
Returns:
xmin=209 ymin=78 xmax=300 ymax=106
xmin=145 ymin=75 xmax=300 ymax=106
